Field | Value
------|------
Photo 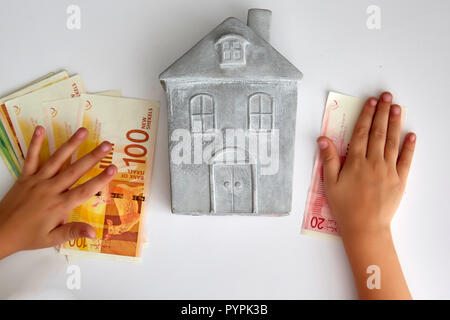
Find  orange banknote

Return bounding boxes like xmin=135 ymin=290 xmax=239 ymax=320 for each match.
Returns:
xmin=58 ymin=94 xmax=159 ymax=260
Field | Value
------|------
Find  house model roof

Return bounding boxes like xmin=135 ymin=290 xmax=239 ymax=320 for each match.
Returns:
xmin=160 ymin=16 xmax=303 ymax=82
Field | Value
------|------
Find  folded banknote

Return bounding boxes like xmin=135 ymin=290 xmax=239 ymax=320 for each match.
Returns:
xmin=301 ymin=91 xmax=405 ymax=239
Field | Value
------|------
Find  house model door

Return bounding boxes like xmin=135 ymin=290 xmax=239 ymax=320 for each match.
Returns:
xmin=213 ymin=164 xmax=253 ymax=213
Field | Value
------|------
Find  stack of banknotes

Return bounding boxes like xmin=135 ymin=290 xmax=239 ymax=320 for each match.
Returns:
xmin=0 ymin=71 xmax=160 ymax=260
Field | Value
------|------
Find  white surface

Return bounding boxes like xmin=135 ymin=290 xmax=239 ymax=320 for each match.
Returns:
xmin=0 ymin=0 xmax=448 ymax=299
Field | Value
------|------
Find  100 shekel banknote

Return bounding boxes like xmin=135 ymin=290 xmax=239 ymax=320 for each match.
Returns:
xmin=301 ymin=92 xmax=405 ymax=239
xmin=5 ymin=75 xmax=85 ymax=164
xmin=59 ymin=95 xmax=159 ymax=259
xmin=44 ymin=90 xmax=122 ymax=154
xmin=0 ymin=71 xmax=69 ymax=175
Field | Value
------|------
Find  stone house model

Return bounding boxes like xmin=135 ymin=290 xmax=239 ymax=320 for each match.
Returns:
xmin=160 ymin=9 xmax=303 ymax=215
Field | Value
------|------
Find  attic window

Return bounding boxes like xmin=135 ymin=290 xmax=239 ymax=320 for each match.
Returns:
xmin=216 ymin=34 xmax=248 ymax=66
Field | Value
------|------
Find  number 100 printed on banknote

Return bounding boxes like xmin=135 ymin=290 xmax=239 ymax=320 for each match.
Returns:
xmin=58 ymin=95 xmax=159 ymax=260
xmin=301 ymin=92 xmax=404 ymax=239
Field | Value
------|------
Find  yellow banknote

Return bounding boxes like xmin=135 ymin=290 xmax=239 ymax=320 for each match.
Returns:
xmin=0 ymin=71 xmax=69 ymax=166
xmin=44 ymin=90 xmax=122 ymax=154
xmin=94 ymin=89 xmax=122 ymax=97
xmin=60 ymin=94 xmax=159 ymax=260
xmin=5 ymin=75 xmax=85 ymax=163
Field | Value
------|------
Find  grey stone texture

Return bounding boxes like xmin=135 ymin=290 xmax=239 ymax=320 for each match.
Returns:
xmin=160 ymin=9 xmax=303 ymax=215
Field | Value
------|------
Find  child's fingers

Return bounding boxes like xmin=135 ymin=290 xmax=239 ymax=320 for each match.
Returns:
xmin=21 ymin=126 xmax=45 ymax=177
xmin=367 ymin=92 xmax=392 ymax=160
xmin=317 ymin=136 xmax=340 ymax=185
xmin=47 ymin=222 xmax=96 ymax=246
xmin=347 ymin=97 xmax=377 ymax=159
xmin=384 ymin=105 xmax=402 ymax=163
xmin=37 ymin=128 xmax=88 ymax=179
xmin=64 ymin=165 xmax=117 ymax=208
xmin=51 ymin=141 xmax=112 ymax=192
xmin=397 ymin=133 xmax=416 ymax=180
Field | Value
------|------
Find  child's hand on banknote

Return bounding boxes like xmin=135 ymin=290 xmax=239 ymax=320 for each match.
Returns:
xmin=317 ymin=92 xmax=416 ymax=299
xmin=0 ymin=126 xmax=117 ymax=259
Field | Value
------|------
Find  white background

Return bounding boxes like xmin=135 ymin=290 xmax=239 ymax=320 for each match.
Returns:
xmin=0 ymin=0 xmax=448 ymax=299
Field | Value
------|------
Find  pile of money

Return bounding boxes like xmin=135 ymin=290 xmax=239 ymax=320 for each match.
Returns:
xmin=301 ymin=92 xmax=404 ymax=239
xmin=0 ymin=71 xmax=159 ymax=260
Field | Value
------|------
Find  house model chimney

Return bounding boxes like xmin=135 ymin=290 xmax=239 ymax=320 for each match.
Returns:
xmin=247 ymin=8 xmax=272 ymax=42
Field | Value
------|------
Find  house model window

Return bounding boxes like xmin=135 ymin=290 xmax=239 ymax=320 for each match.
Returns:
xmin=249 ymin=93 xmax=273 ymax=131
xmin=190 ymin=94 xmax=215 ymax=133
xmin=216 ymin=34 xmax=248 ymax=66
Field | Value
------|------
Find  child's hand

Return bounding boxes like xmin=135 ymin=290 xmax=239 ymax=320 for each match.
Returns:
xmin=317 ymin=92 xmax=416 ymax=299
xmin=317 ymin=92 xmax=416 ymax=238
xmin=0 ymin=126 xmax=117 ymax=259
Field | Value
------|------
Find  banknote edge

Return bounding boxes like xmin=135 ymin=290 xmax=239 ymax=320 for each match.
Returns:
xmin=300 ymin=229 xmax=341 ymax=241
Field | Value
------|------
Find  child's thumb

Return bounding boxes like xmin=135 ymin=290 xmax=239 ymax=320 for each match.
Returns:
xmin=48 ymin=222 xmax=96 ymax=246
xmin=317 ymin=136 xmax=340 ymax=184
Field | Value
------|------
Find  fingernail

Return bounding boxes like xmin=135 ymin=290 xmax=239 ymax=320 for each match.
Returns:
xmin=318 ymin=139 xmax=329 ymax=150
xmin=391 ymin=105 xmax=401 ymax=115
xmin=100 ymin=141 xmax=111 ymax=152
xmin=105 ymin=165 xmax=116 ymax=175
xmin=75 ymin=128 xmax=87 ymax=139
xmin=382 ymin=92 xmax=392 ymax=102
xmin=83 ymin=229 xmax=96 ymax=239
xmin=368 ymin=98 xmax=377 ymax=107
xmin=409 ymin=134 xmax=416 ymax=142
xmin=34 ymin=126 xmax=43 ymax=136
